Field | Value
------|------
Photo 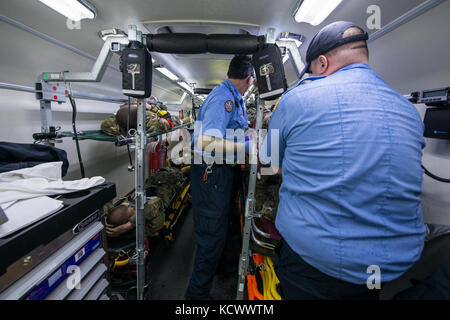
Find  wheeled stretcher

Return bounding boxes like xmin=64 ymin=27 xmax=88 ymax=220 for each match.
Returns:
xmin=106 ymin=234 xmax=151 ymax=298
xmin=236 ymin=179 xmax=283 ymax=300
xmin=104 ymin=167 xmax=191 ymax=297
xmin=161 ymin=178 xmax=191 ymax=244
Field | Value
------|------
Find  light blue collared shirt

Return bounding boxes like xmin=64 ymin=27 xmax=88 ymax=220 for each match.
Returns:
xmin=263 ymin=63 xmax=426 ymax=284
xmin=192 ymin=79 xmax=248 ymax=162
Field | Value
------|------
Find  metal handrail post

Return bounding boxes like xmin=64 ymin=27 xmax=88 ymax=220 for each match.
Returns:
xmin=135 ymin=98 xmax=147 ymax=300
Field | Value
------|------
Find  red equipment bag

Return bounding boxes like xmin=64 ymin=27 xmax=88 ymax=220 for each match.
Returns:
xmin=147 ymin=140 xmax=167 ymax=172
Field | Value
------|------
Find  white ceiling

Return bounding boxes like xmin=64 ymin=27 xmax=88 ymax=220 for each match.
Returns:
xmin=0 ymin=0 xmax=447 ymax=92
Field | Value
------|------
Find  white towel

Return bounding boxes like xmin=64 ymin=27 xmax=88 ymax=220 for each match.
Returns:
xmin=0 ymin=162 xmax=105 ymax=208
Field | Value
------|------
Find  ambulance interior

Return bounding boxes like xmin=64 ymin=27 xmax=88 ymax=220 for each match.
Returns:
xmin=0 ymin=0 xmax=449 ymax=301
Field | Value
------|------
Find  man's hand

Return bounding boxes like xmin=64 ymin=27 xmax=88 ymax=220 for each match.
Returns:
xmin=105 ymin=222 xmax=133 ymax=237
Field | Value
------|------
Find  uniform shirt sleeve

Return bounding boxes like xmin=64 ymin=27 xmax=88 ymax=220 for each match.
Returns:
xmin=128 ymin=213 xmax=136 ymax=227
xmin=199 ymin=93 xmax=234 ymax=140
xmin=260 ymin=98 xmax=288 ymax=167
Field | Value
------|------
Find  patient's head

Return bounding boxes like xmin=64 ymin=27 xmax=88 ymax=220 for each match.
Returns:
xmin=107 ymin=204 xmax=134 ymax=227
xmin=116 ymin=104 xmax=138 ymax=131
xmin=116 ymin=102 xmax=157 ymax=131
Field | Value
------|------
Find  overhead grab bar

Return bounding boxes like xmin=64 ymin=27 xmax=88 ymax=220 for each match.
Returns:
xmin=145 ymin=33 xmax=265 ymax=54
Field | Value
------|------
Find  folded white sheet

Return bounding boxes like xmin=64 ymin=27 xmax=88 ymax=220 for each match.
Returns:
xmin=0 ymin=162 xmax=105 ymax=208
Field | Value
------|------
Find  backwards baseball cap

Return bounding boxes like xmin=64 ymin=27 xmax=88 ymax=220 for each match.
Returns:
xmin=299 ymin=21 xmax=369 ymax=79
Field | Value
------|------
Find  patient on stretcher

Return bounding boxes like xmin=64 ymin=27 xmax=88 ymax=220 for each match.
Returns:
xmin=105 ymin=197 xmax=165 ymax=238
xmin=245 ymin=100 xmax=283 ymax=251
xmin=100 ymin=101 xmax=181 ymax=137
xmin=106 ymin=204 xmax=134 ymax=227
xmin=105 ymin=162 xmax=188 ymax=239
xmin=246 ymin=101 xmax=281 ymax=223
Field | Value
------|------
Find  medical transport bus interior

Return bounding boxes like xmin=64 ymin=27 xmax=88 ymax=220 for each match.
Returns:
xmin=0 ymin=0 xmax=449 ymax=307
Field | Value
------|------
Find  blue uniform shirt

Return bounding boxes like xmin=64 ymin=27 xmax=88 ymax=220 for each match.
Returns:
xmin=263 ymin=63 xmax=426 ymax=284
xmin=192 ymin=79 xmax=248 ymax=162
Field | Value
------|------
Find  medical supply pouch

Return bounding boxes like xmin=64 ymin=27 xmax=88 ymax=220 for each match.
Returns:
xmin=252 ymin=44 xmax=287 ymax=101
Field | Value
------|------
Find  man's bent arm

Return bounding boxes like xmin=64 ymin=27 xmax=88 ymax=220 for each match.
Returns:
xmin=199 ymin=134 xmax=246 ymax=155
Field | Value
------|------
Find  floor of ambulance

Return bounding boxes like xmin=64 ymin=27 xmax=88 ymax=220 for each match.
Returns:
xmin=122 ymin=206 xmax=450 ymax=300
xmin=144 ymin=208 xmax=242 ymax=300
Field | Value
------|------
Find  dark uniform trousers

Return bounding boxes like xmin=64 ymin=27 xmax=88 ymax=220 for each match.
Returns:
xmin=274 ymin=239 xmax=381 ymax=300
xmin=186 ymin=162 xmax=235 ymax=299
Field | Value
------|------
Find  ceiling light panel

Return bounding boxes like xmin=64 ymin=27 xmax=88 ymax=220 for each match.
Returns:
xmin=39 ymin=0 xmax=96 ymax=21
xmin=294 ymin=0 xmax=343 ymax=26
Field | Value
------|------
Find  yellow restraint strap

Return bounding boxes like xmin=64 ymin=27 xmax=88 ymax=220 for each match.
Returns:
xmin=261 ymin=256 xmax=282 ymax=300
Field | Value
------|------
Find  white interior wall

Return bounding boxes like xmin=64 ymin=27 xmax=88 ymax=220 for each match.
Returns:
xmin=0 ymin=19 xmax=185 ymax=199
xmin=368 ymin=1 xmax=450 ymax=225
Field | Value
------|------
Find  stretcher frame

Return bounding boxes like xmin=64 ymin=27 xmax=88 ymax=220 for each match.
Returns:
xmin=35 ymin=24 xmax=306 ymax=300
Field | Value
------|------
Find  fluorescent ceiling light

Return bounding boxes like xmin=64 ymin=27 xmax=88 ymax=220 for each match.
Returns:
xmin=39 ymin=0 xmax=96 ymax=21
xmin=294 ymin=0 xmax=343 ymax=26
xmin=178 ymin=81 xmax=193 ymax=93
xmin=155 ymin=67 xmax=179 ymax=81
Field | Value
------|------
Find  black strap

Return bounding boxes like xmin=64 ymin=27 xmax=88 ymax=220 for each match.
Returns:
xmin=227 ymin=87 xmax=243 ymax=113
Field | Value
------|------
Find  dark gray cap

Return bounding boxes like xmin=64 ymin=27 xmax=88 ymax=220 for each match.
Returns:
xmin=299 ymin=21 xmax=369 ymax=79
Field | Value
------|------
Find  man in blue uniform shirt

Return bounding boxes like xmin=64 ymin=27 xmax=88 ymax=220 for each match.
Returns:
xmin=262 ymin=21 xmax=426 ymax=299
xmin=186 ymin=56 xmax=254 ymax=299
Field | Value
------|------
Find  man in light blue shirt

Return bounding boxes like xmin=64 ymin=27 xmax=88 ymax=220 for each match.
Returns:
xmin=186 ymin=56 xmax=253 ymax=300
xmin=191 ymin=73 xmax=249 ymax=164
xmin=263 ymin=21 xmax=426 ymax=299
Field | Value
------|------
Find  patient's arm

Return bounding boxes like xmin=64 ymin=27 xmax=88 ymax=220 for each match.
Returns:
xmin=105 ymin=221 xmax=133 ymax=237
